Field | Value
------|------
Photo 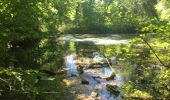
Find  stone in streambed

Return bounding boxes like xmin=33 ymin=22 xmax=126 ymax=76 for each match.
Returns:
xmin=77 ymin=65 xmax=84 ymax=74
xmin=91 ymin=92 xmax=99 ymax=97
xmin=106 ymin=83 xmax=120 ymax=97
xmin=81 ymin=79 xmax=89 ymax=85
xmin=70 ymin=74 xmax=78 ymax=77
xmin=106 ymin=71 xmax=116 ymax=81
xmin=56 ymin=68 xmax=67 ymax=74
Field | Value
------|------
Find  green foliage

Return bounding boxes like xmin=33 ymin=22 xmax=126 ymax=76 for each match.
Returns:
xmin=0 ymin=0 xmax=170 ymax=99
xmin=152 ymin=69 xmax=170 ymax=99
xmin=0 ymin=68 xmax=39 ymax=99
xmin=38 ymin=39 xmax=66 ymax=71
xmin=119 ymin=13 xmax=170 ymax=99
xmin=0 ymin=67 xmax=70 ymax=99
xmin=0 ymin=0 xmax=67 ymax=68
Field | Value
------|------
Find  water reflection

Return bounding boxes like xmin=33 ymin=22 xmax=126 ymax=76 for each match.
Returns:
xmin=102 ymin=68 xmax=112 ymax=76
xmin=115 ymin=74 xmax=122 ymax=86
xmin=101 ymin=87 xmax=114 ymax=100
xmin=64 ymin=52 xmax=123 ymax=100
xmin=62 ymin=34 xmax=130 ymax=100
xmin=65 ymin=54 xmax=78 ymax=77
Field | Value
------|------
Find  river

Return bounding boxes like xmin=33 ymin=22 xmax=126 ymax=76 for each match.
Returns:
xmin=59 ymin=34 xmax=135 ymax=100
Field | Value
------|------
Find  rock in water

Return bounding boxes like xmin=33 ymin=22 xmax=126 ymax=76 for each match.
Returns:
xmin=56 ymin=68 xmax=67 ymax=74
xmin=70 ymin=74 xmax=78 ymax=77
xmin=77 ymin=65 xmax=84 ymax=74
xmin=106 ymin=83 xmax=120 ymax=97
xmin=81 ymin=79 xmax=89 ymax=85
xmin=91 ymin=92 xmax=98 ymax=97
xmin=106 ymin=71 xmax=116 ymax=81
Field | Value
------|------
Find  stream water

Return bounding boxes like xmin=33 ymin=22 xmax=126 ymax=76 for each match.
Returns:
xmin=61 ymin=34 xmax=135 ymax=100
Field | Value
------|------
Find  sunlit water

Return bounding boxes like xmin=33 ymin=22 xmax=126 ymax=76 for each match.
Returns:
xmin=65 ymin=54 xmax=78 ymax=77
xmin=59 ymin=34 xmax=134 ymax=45
xmin=62 ymin=34 xmax=133 ymax=100
xmin=65 ymin=53 xmax=123 ymax=100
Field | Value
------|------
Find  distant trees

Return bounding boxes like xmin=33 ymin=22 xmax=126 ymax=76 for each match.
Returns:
xmin=0 ymin=0 xmax=169 ymax=73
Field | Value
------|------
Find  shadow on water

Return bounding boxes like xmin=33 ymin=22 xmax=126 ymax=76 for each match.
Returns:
xmin=61 ymin=34 xmax=132 ymax=100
